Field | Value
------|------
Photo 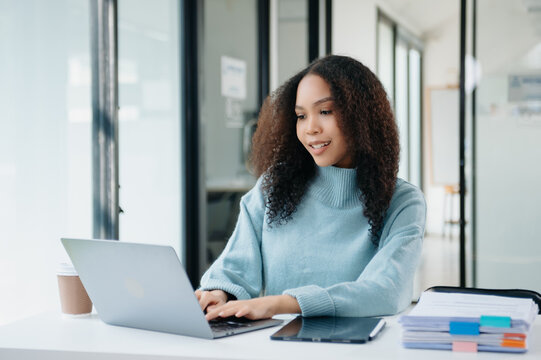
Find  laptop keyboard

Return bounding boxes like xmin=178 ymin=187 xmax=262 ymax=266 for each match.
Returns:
xmin=209 ymin=317 xmax=255 ymax=332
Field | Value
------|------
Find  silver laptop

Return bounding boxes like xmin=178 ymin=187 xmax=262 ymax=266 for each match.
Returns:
xmin=61 ymin=238 xmax=282 ymax=339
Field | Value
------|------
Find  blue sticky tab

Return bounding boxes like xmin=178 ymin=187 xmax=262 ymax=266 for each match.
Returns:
xmin=449 ymin=321 xmax=480 ymax=335
xmin=480 ymin=315 xmax=511 ymax=328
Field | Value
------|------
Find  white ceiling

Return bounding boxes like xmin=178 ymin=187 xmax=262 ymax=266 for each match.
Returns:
xmin=378 ymin=0 xmax=459 ymax=39
xmin=378 ymin=0 xmax=541 ymax=73
xmin=379 ymin=0 xmax=541 ymax=38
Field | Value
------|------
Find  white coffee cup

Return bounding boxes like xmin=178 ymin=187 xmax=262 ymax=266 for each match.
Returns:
xmin=57 ymin=262 xmax=92 ymax=317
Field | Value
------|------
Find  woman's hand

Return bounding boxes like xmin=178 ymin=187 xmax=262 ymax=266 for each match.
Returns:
xmin=204 ymin=295 xmax=300 ymax=321
xmin=195 ymin=289 xmax=228 ymax=313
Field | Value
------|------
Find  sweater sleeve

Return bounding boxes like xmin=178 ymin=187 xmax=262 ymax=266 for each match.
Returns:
xmin=283 ymin=182 xmax=426 ymax=317
xmin=198 ymin=177 xmax=266 ymax=300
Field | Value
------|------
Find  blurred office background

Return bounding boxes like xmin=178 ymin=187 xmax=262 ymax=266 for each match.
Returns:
xmin=1 ymin=0 xmax=540 ymax=325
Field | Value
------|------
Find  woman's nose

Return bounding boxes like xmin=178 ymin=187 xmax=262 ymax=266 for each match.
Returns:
xmin=305 ymin=116 xmax=321 ymax=135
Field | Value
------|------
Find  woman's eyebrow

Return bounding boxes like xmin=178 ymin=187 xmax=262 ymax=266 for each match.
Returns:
xmin=295 ymin=97 xmax=334 ymax=110
xmin=313 ymin=96 xmax=334 ymax=106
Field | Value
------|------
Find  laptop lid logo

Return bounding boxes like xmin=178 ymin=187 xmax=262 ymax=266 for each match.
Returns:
xmin=124 ymin=278 xmax=145 ymax=299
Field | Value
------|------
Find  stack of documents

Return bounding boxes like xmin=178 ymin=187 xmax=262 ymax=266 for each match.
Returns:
xmin=399 ymin=291 xmax=539 ymax=353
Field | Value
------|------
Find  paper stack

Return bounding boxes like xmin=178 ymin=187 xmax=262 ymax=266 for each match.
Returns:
xmin=399 ymin=291 xmax=538 ymax=353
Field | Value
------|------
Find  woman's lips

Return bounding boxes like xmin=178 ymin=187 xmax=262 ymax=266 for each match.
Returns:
xmin=308 ymin=141 xmax=331 ymax=155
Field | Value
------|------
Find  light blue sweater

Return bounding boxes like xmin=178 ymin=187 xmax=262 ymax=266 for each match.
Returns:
xmin=200 ymin=165 xmax=426 ymax=317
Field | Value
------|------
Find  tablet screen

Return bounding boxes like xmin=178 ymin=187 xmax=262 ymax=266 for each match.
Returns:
xmin=270 ymin=316 xmax=386 ymax=344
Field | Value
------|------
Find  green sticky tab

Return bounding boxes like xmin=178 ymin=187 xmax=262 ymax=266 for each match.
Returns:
xmin=480 ymin=315 xmax=511 ymax=328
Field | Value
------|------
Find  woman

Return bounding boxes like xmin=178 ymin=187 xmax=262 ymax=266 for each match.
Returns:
xmin=196 ymin=55 xmax=426 ymax=320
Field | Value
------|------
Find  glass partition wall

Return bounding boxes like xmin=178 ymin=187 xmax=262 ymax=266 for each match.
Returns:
xmin=0 ymin=0 xmax=92 ymax=325
xmin=376 ymin=12 xmax=423 ymax=189
xmin=117 ymin=0 xmax=182 ymax=255
xmin=467 ymin=0 xmax=541 ymax=292
xmin=198 ymin=0 xmax=260 ymax=276
xmin=0 ymin=0 xmax=183 ymax=325
xmin=271 ymin=0 xmax=309 ymax=90
xmin=377 ymin=15 xmax=395 ymax=105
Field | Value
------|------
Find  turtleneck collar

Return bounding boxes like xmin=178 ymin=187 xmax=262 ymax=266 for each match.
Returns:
xmin=308 ymin=166 xmax=363 ymax=208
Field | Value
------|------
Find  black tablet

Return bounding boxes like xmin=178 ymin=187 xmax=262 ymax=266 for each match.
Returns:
xmin=270 ymin=316 xmax=386 ymax=344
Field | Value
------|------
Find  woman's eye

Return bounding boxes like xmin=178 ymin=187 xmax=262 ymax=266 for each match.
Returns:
xmin=320 ymin=110 xmax=332 ymax=115
xmin=296 ymin=114 xmax=306 ymax=120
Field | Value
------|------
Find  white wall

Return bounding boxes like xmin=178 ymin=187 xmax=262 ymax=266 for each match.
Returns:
xmin=332 ymin=0 xmax=377 ymax=70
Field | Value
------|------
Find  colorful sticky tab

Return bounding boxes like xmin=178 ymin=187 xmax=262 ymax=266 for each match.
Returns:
xmin=501 ymin=339 xmax=526 ymax=348
xmin=480 ymin=315 xmax=511 ymax=328
xmin=452 ymin=341 xmax=478 ymax=352
xmin=449 ymin=321 xmax=480 ymax=335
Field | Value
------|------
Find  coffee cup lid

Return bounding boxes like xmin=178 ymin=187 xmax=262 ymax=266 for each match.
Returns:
xmin=57 ymin=262 xmax=78 ymax=276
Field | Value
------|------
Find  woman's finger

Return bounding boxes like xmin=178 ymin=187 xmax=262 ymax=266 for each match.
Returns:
xmin=205 ymin=304 xmax=226 ymax=320
xmin=218 ymin=305 xmax=241 ymax=318
xmin=199 ymin=291 xmax=218 ymax=311
xmin=234 ymin=305 xmax=251 ymax=318
xmin=206 ymin=301 xmax=238 ymax=320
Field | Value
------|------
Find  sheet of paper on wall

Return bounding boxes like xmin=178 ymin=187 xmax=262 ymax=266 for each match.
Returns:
xmin=399 ymin=291 xmax=538 ymax=353
xmin=221 ymin=56 xmax=247 ymax=100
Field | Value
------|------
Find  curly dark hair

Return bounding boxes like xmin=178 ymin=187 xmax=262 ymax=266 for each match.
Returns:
xmin=251 ymin=55 xmax=399 ymax=245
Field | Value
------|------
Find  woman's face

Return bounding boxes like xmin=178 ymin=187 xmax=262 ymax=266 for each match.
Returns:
xmin=295 ymin=74 xmax=353 ymax=168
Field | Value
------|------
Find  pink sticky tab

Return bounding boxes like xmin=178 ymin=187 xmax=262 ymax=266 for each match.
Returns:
xmin=452 ymin=341 xmax=478 ymax=352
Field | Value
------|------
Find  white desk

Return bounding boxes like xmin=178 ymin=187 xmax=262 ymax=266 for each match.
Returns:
xmin=0 ymin=311 xmax=540 ymax=360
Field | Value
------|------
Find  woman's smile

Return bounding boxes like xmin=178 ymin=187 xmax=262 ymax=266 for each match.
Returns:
xmin=309 ymin=140 xmax=331 ymax=152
